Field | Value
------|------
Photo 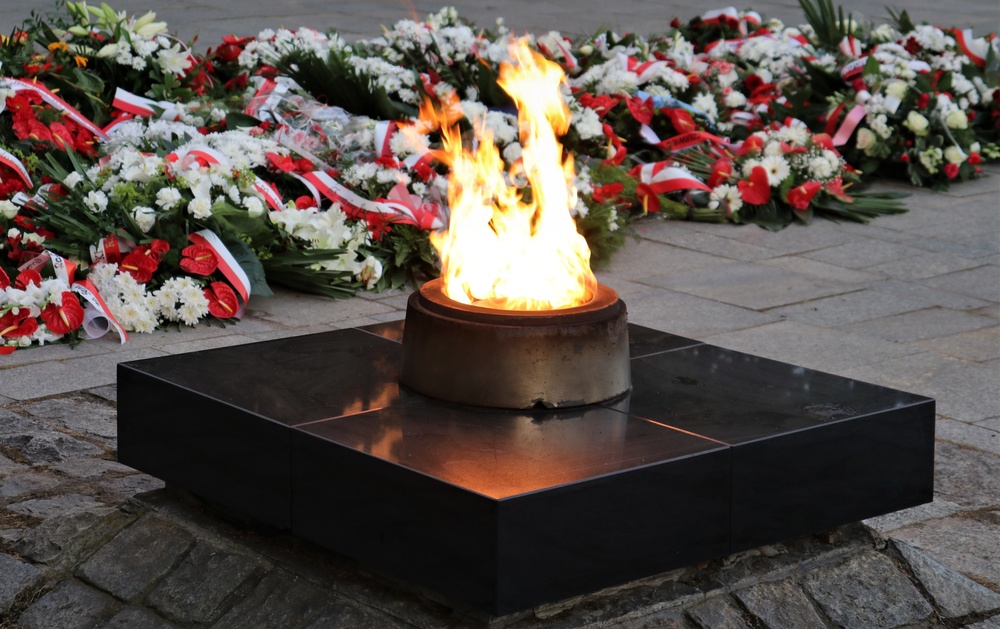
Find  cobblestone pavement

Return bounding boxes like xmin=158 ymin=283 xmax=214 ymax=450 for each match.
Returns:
xmin=2 ymin=1 xmax=1000 ymax=627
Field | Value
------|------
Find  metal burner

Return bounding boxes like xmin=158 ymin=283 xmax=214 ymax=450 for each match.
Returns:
xmin=399 ymin=278 xmax=631 ymax=409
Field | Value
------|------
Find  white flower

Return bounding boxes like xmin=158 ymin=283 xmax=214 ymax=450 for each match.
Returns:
xmin=944 ymin=146 xmax=967 ymax=164
xmin=855 ymin=128 xmax=877 ymax=153
xmin=132 ymin=206 xmax=157 ymax=233
xmin=359 ymin=256 xmax=383 ymax=290
xmin=244 ymin=196 xmax=265 ymax=218
xmin=945 ymin=109 xmax=968 ymax=130
xmin=63 ymin=172 xmax=83 ymax=189
xmin=85 ymin=190 xmax=109 ymax=213
xmin=904 ymin=111 xmax=930 ymax=136
xmin=712 ymin=183 xmax=743 ymax=215
xmin=156 ymin=43 xmax=193 ymax=77
xmin=0 ymin=200 xmax=18 ymax=220
xmin=188 ymin=197 xmax=213 ymax=219
xmin=155 ymin=187 xmax=182 ymax=210
xmin=723 ymin=91 xmax=747 ymax=108
xmin=760 ymin=155 xmax=790 ymax=186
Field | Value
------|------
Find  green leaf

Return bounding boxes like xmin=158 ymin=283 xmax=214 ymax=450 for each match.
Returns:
xmin=220 ymin=234 xmax=273 ymax=297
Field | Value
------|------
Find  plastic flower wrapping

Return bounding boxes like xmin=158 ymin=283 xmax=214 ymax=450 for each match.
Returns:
xmin=0 ymin=1 xmax=996 ymax=352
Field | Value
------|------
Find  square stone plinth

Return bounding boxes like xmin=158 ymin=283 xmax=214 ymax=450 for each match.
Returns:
xmin=118 ymin=322 xmax=933 ymax=615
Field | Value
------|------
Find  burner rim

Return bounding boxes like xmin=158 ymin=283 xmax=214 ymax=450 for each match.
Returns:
xmin=417 ymin=278 xmax=621 ymax=327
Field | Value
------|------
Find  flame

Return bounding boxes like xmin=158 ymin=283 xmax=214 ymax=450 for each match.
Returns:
xmin=421 ymin=38 xmax=597 ymax=310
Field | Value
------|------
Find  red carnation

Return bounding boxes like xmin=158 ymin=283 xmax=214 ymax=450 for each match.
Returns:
xmin=179 ymin=244 xmax=219 ymax=276
xmin=737 ymin=166 xmax=771 ymax=205
xmin=40 ymin=292 xmax=84 ymax=334
xmin=204 ymin=282 xmax=239 ymax=318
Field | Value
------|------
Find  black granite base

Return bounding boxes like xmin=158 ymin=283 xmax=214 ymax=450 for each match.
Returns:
xmin=118 ymin=322 xmax=934 ymax=616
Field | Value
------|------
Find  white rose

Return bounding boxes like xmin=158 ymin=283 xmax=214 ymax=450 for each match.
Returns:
xmin=884 ymin=81 xmax=907 ymax=100
xmin=944 ymin=146 xmax=967 ymax=164
xmin=945 ymin=109 xmax=968 ymax=130
xmin=855 ymin=127 xmax=877 ymax=151
xmin=0 ymin=200 xmax=18 ymax=220
xmin=904 ymin=111 xmax=930 ymax=136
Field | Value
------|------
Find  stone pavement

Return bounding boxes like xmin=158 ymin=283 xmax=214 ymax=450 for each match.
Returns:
xmin=1 ymin=1 xmax=999 ymax=627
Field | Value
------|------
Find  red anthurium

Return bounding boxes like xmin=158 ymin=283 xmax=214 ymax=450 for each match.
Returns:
xmin=662 ymin=108 xmax=696 ymax=134
xmin=148 ymin=239 xmax=170 ymax=260
xmin=204 ymin=282 xmax=239 ymax=318
xmin=634 ymin=184 xmax=661 ymax=214
xmin=15 ymin=269 xmax=42 ymax=289
xmin=786 ymin=181 xmax=822 ymax=210
xmin=179 ymin=244 xmax=219 ymax=276
xmin=737 ymin=135 xmax=765 ymax=156
xmin=0 ymin=267 xmax=10 ymax=290
xmin=119 ymin=248 xmax=159 ymax=284
xmin=592 ymin=182 xmax=624 ymax=204
xmin=823 ymin=177 xmax=854 ymax=202
xmin=812 ymin=133 xmax=836 ymax=151
xmin=40 ymin=292 xmax=84 ymax=334
xmin=0 ymin=308 xmax=38 ymax=339
xmin=707 ymin=159 xmax=733 ymax=188
xmin=266 ymin=152 xmax=296 ymax=172
xmin=737 ymin=166 xmax=771 ymax=205
xmin=626 ymin=96 xmax=655 ymax=125
xmin=578 ymin=93 xmax=621 ymax=118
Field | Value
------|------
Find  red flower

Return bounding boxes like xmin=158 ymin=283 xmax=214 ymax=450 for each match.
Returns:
xmin=634 ymin=184 xmax=661 ymax=213
xmin=823 ymin=177 xmax=854 ymax=202
xmin=944 ymin=163 xmax=959 ymax=179
xmin=204 ymin=282 xmax=239 ymax=318
xmin=737 ymin=166 xmax=771 ymax=205
xmin=737 ymin=135 xmax=764 ymax=156
xmin=0 ymin=308 xmax=38 ymax=339
xmin=14 ymin=269 xmax=42 ymax=289
xmin=662 ymin=108 xmax=696 ymax=134
xmin=591 ymin=182 xmax=624 ymax=204
xmin=0 ymin=268 xmax=8 ymax=289
xmin=119 ymin=242 xmax=167 ymax=284
xmin=707 ymin=159 xmax=733 ymax=188
xmin=968 ymin=153 xmax=982 ymax=165
xmin=916 ymin=93 xmax=930 ymax=109
xmin=786 ymin=181 xmax=822 ymax=210
xmin=812 ymin=133 xmax=836 ymax=151
xmin=626 ymin=96 xmax=655 ymax=125
xmin=40 ymin=292 xmax=84 ymax=334
xmin=179 ymin=244 xmax=219 ymax=276
xmin=579 ymin=94 xmax=621 ymax=118
xmin=295 ymin=195 xmax=317 ymax=209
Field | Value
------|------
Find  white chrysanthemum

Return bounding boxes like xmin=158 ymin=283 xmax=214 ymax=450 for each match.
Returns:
xmin=155 ymin=187 xmax=182 ymax=210
xmin=188 ymin=197 xmax=213 ymax=219
xmin=85 ymin=190 xmax=109 ymax=213
xmin=63 ymin=172 xmax=83 ymax=189
xmin=760 ymin=155 xmax=791 ymax=186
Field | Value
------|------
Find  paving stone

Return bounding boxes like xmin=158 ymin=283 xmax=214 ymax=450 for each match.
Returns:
xmin=248 ymin=286 xmax=397 ymax=326
xmin=104 ymin=606 xmax=178 ymax=629
xmin=0 ymin=348 xmax=168 ymax=401
xmin=16 ymin=508 xmax=130 ymax=566
xmin=714 ymin=221 xmax=853 ymax=256
xmin=978 ymin=418 xmax=1000 ymax=432
xmin=770 ymin=288 xmax=928 ymax=327
xmin=596 ymin=235 xmax=731 ymax=282
xmin=96 ymin=473 xmax=166 ymax=500
xmin=0 ymin=471 xmax=61 ymax=500
xmin=841 ymin=352 xmax=1000 ymax=422
xmin=733 ymin=579 xmax=827 ymax=629
xmin=644 ymin=262 xmax=857 ymax=310
xmin=702 ymin=320 xmax=918 ymax=375
xmin=0 ymin=412 xmax=105 ymax=464
xmin=913 ymin=326 xmax=1000 ymax=363
xmin=869 ymin=251 xmax=984 ymax=281
xmin=78 ymin=517 xmax=195 ymax=601
xmin=851 ymin=307 xmax=995 ymax=343
xmin=0 ymin=552 xmax=42 ymax=613
xmin=870 ymin=279 xmax=991 ymax=311
xmin=803 ymin=552 xmax=934 ymax=629
xmin=87 ymin=385 xmax=117 ymax=403
xmin=159 ymin=333 xmax=261 ymax=355
xmin=146 ymin=542 xmax=261 ymax=624
xmin=759 ymin=255 xmax=882 ymax=284
xmin=891 ymin=517 xmax=1000 ymax=590
xmin=21 ymin=396 xmax=117 ymax=442
xmin=18 ymin=580 xmax=119 ymax=629
xmin=53 ymin=457 xmax=136 ymax=479
xmin=921 ymin=265 xmax=1000 ymax=304
xmin=685 ymin=596 xmax=751 ymax=629
xmin=936 ymin=419 xmax=1000 ymax=457
xmin=802 ymin=238 xmax=928 ymax=269
xmin=620 ymin=288 xmax=780 ymax=338
xmin=0 ymin=394 xmax=14 ymax=405
xmin=627 ymin=225 xmax=779 ymax=262
xmin=914 ymin=233 xmax=1000 ymax=259
xmin=933 ymin=442 xmax=1000 ymax=510
xmin=864 ymin=498 xmax=964 ymax=536
xmin=604 ymin=609 xmax=692 ymax=629
xmin=211 ymin=572 xmax=334 ymax=629
xmin=893 ymin=539 xmax=1000 ymax=618
xmin=9 ymin=494 xmax=109 ymax=520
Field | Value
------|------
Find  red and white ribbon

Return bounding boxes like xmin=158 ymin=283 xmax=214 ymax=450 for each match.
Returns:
xmin=244 ymin=78 xmax=288 ymax=118
xmin=950 ymin=29 xmax=987 ymax=68
xmin=165 ymin=145 xmax=229 ymax=170
xmin=2 ymin=77 xmax=108 ymax=140
xmin=0 ymin=148 xmax=32 ymax=188
xmin=188 ymin=230 xmax=251 ymax=308
xmin=300 ymin=170 xmax=443 ymax=229
xmin=253 ymin=176 xmax=285 ymax=211
xmin=838 ymin=35 xmax=863 ymax=58
xmin=702 ymin=7 xmax=739 ymax=26
xmin=72 ymin=278 xmax=128 ymax=343
xmin=111 ymin=87 xmax=175 ymax=119
xmin=640 ymin=125 xmax=728 ymax=153
xmin=629 ymin=162 xmax=711 ymax=194
xmin=374 ymin=120 xmax=399 ymax=160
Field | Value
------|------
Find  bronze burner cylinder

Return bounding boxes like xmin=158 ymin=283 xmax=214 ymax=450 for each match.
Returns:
xmin=400 ymin=279 xmax=630 ymax=409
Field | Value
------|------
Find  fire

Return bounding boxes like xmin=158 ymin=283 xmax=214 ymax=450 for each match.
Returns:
xmin=421 ymin=39 xmax=597 ymax=311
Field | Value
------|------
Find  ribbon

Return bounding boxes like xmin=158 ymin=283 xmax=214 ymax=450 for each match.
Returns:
xmin=111 ymin=87 xmax=178 ymax=119
xmin=165 ymin=145 xmax=230 ymax=170
xmin=253 ymin=176 xmax=285 ymax=211
xmin=2 ymin=77 xmax=108 ymax=140
xmin=374 ymin=120 xmax=399 ymax=160
xmin=0 ymin=148 xmax=32 ymax=188
xmin=832 ymin=104 xmax=866 ymax=146
xmin=640 ymin=125 xmax=728 ymax=153
xmin=299 ymin=170 xmax=443 ymax=229
xmin=90 ymin=233 xmax=136 ymax=265
xmin=630 ymin=162 xmax=711 ymax=194
xmin=950 ymin=29 xmax=987 ymax=68
xmin=188 ymin=230 xmax=251 ymax=310
xmin=243 ymin=78 xmax=286 ymax=118
xmin=72 ymin=278 xmax=128 ymax=343
xmin=839 ymin=58 xmax=866 ymax=81
xmin=838 ymin=35 xmax=862 ymax=58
